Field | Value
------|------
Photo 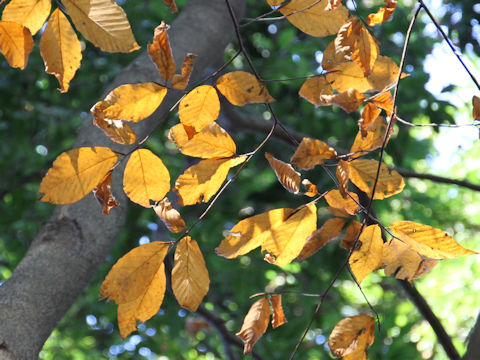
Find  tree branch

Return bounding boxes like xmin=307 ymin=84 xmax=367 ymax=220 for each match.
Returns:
xmin=397 ymin=169 xmax=480 ymax=192
xmin=464 ymin=312 xmax=480 ymax=360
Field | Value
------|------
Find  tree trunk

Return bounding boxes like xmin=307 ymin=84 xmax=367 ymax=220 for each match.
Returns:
xmin=0 ymin=1 xmax=245 ymax=358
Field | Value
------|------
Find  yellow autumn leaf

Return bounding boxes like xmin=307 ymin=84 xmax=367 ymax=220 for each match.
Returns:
xmin=179 ymin=85 xmax=220 ymax=131
xmin=179 ymin=123 xmax=237 ymax=159
xmin=62 ymin=0 xmax=139 ymax=53
xmin=148 ymin=22 xmax=176 ymax=82
xmin=40 ymin=9 xmax=82 ymax=93
xmin=366 ymin=0 xmax=397 ymax=27
xmin=302 ymin=179 xmax=319 ymax=197
xmin=93 ymin=116 xmax=137 ymax=145
xmin=298 ymin=76 xmax=334 ymax=107
xmin=153 ymin=197 xmax=186 ymax=233
xmin=0 ymin=21 xmax=34 ymax=69
xmin=172 ymin=236 xmax=210 ymax=312
xmin=39 ymin=147 xmax=118 ymax=204
xmin=236 ymin=297 xmax=271 ymax=355
xmin=297 ymin=217 xmax=346 ymax=261
xmin=174 ymin=156 xmax=246 ymax=206
xmin=372 ymin=91 xmax=394 ymax=115
xmin=342 ymin=220 xmax=362 ymax=250
xmin=336 ymin=160 xmax=350 ymax=197
xmin=329 ymin=315 xmax=375 ymax=358
xmin=168 ymin=123 xmax=197 ymax=148
xmin=349 ymin=224 xmax=383 ymax=283
xmin=291 ymin=137 xmax=337 ymax=170
xmin=216 ymin=71 xmax=274 ymax=106
xmin=270 ymin=294 xmax=287 ymax=328
xmin=390 ymin=221 xmax=477 ymax=259
xmin=368 ymin=55 xmax=404 ymax=91
xmin=100 ymin=241 xmax=169 ymax=304
xmin=123 ymin=149 xmax=170 ymax=207
xmin=349 ymin=159 xmax=405 ymax=199
xmin=322 ymin=40 xmax=346 ymax=71
xmin=280 ymin=0 xmax=349 ymax=37
xmin=91 ymin=83 xmax=167 ymax=122
xmin=320 ymin=88 xmax=366 ymax=113
xmin=2 ymin=0 xmax=51 ymax=35
xmin=117 ymin=262 xmax=166 ymax=338
xmin=265 ymin=153 xmax=301 ymax=194
xmin=172 ymin=53 xmax=196 ymax=90
xmin=93 ymin=172 xmax=119 ymax=215
xmin=261 ymin=203 xmax=317 ymax=266
xmin=358 ymin=102 xmax=382 ymax=137
xmin=473 ymin=95 xmax=480 ymax=120
xmin=350 ymin=116 xmax=391 ymax=154
xmin=325 ymin=190 xmax=359 ymax=215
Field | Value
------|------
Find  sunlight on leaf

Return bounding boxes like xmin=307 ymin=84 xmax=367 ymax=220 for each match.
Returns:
xmin=149 ymin=22 xmax=176 ymax=82
xmin=216 ymin=71 xmax=274 ymax=106
xmin=93 ymin=171 xmax=119 ymax=215
xmin=366 ymin=0 xmax=397 ymax=27
xmin=351 ymin=116 xmax=391 ymax=154
xmin=153 ymin=197 xmax=186 ymax=233
xmin=298 ymin=217 xmax=346 ymax=261
xmin=172 ymin=53 xmax=196 ymax=90
xmin=265 ymin=152 xmax=301 ymax=194
xmin=179 ymin=123 xmax=237 ymax=159
xmin=2 ymin=0 xmax=50 ymax=35
xmin=349 ymin=224 xmax=383 ymax=283
xmin=299 ymin=76 xmax=334 ymax=107
xmin=329 ymin=315 xmax=375 ymax=358
xmin=320 ymin=88 xmax=365 ymax=113
xmin=179 ymin=85 xmax=220 ymax=131
xmin=236 ymin=297 xmax=270 ymax=354
xmin=93 ymin=116 xmax=137 ymax=145
xmin=325 ymin=190 xmax=359 ymax=215
xmin=336 ymin=160 xmax=350 ymax=197
xmin=291 ymin=137 xmax=337 ymax=170
xmin=0 ymin=21 xmax=34 ymax=69
xmin=271 ymin=294 xmax=287 ymax=328
xmin=359 ymin=103 xmax=382 ymax=137
xmin=168 ymin=123 xmax=197 ymax=148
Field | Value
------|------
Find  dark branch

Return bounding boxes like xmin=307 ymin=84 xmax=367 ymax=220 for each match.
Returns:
xmin=397 ymin=170 xmax=480 ymax=192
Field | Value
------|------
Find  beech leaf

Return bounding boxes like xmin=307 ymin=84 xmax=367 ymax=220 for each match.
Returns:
xmin=299 ymin=76 xmax=334 ymax=107
xmin=336 ymin=160 xmax=350 ymax=197
xmin=179 ymin=85 xmax=220 ymax=131
xmin=0 ymin=21 xmax=34 ymax=69
xmin=216 ymin=71 xmax=274 ymax=106
xmin=265 ymin=152 xmax=301 ymax=194
xmin=329 ymin=315 xmax=375 ymax=358
xmin=93 ymin=171 xmax=119 ymax=215
xmin=1 ymin=0 xmax=51 ymax=35
xmin=320 ymin=88 xmax=366 ymax=113
xmin=179 ymin=123 xmax=237 ymax=159
xmin=351 ymin=116 xmax=391 ymax=154
xmin=325 ymin=190 xmax=359 ymax=215
xmin=148 ymin=22 xmax=176 ymax=82
xmin=342 ymin=220 xmax=362 ymax=250
xmin=172 ymin=53 xmax=196 ymax=90
xmin=349 ymin=224 xmax=383 ymax=283
xmin=291 ymin=137 xmax=337 ymax=170
xmin=371 ymin=91 xmax=394 ymax=115
xmin=168 ymin=123 xmax=197 ymax=148
xmin=236 ymin=298 xmax=271 ymax=354
xmin=153 ymin=197 xmax=186 ymax=233
xmin=93 ymin=116 xmax=137 ymax=145
xmin=359 ymin=103 xmax=382 ymax=137
xmin=271 ymin=295 xmax=287 ymax=328
xmin=366 ymin=0 xmax=397 ymax=27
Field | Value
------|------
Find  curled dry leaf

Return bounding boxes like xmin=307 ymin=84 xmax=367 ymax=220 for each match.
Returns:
xmin=179 ymin=123 xmax=236 ymax=159
xmin=93 ymin=172 xmax=119 ymax=215
xmin=351 ymin=116 xmax=391 ymax=154
xmin=149 ymin=22 xmax=176 ymax=82
xmin=172 ymin=53 xmax=196 ymax=90
xmin=325 ymin=0 xmax=342 ymax=11
xmin=39 ymin=147 xmax=118 ymax=204
xmin=265 ymin=152 xmax=301 ymax=194
xmin=179 ymin=85 xmax=220 ymax=131
xmin=359 ymin=103 xmax=382 ymax=137
xmin=168 ymin=123 xmax=197 ymax=148
xmin=302 ymin=179 xmax=319 ymax=197
xmin=236 ymin=297 xmax=271 ymax=354
xmin=93 ymin=115 xmax=137 ymax=145
xmin=342 ymin=220 xmax=362 ymax=250
xmin=329 ymin=315 xmax=375 ymax=359
xmin=172 ymin=237 xmax=210 ymax=311
xmin=299 ymin=76 xmax=334 ymax=107
xmin=270 ymin=294 xmax=287 ymax=328
xmin=473 ymin=95 xmax=480 ymax=120
xmin=349 ymin=224 xmax=383 ymax=283
xmin=154 ymin=197 xmax=186 ymax=233
xmin=0 ymin=21 xmax=34 ymax=69
xmin=325 ymin=190 xmax=359 ymax=215
xmin=291 ymin=137 xmax=337 ymax=170
xmin=390 ymin=221 xmax=477 ymax=259
xmin=336 ymin=160 xmax=350 ymax=197
xmin=371 ymin=91 xmax=394 ymax=115
xmin=2 ymin=0 xmax=51 ymax=35
xmin=366 ymin=0 xmax=397 ymax=27
xmin=216 ymin=71 xmax=274 ymax=106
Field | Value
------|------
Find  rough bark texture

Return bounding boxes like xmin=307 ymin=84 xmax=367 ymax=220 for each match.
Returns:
xmin=0 ymin=1 xmax=245 ymax=359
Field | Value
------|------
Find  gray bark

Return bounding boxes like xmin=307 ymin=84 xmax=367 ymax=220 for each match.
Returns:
xmin=0 ymin=1 xmax=245 ymax=358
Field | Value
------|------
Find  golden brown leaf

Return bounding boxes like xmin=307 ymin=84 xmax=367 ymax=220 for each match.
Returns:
xmin=149 ymin=22 xmax=176 ymax=82
xmin=349 ymin=159 xmax=405 ymax=200
xmin=236 ymin=298 xmax=270 ymax=355
xmin=366 ymin=0 xmax=397 ymax=27
xmin=320 ymin=88 xmax=365 ymax=113
xmin=390 ymin=221 xmax=477 ymax=259
xmin=367 ymin=55 xmax=404 ymax=91
xmin=342 ymin=220 xmax=362 ymax=249
xmin=2 ymin=0 xmax=51 ymax=35
xmin=280 ymin=0 xmax=349 ymax=37
xmin=351 ymin=116 xmax=391 ymax=154
xmin=297 ymin=217 xmax=346 ymax=261
xmin=336 ymin=160 xmax=350 ymax=197
xmin=179 ymin=123 xmax=237 ymax=159
xmin=168 ymin=123 xmax=197 ymax=148
xmin=39 ymin=147 xmax=118 ymax=204
xmin=40 ymin=9 xmax=82 ymax=93
xmin=216 ymin=71 xmax=274 ymax=106
xmin=92 ymin=83 xmax=167 ymax=123
xmin=93 ymin=115 xmax=137 ymax=145
xmin=123 ymin=149 xmax=170 ymax=208
xmin=0 ymin=21 xmax=33 ymax=69
xmin=179 ymin=85 xmax=220 ymax=131
xmin=328 ymin=206 xmax=351 ymax=218
xmin=359 ymin=103 xmax=382 ymax=137
xmin=62 ymin=0 xmax=139 ymax=53
xmin=322 ymin=40 xmax=346 ymax=71
xmin=302 ymin=179 xmax=319 ymax=197
xmin=174 ymin=156 xmax=246 ymax=206
xmin=329 ymin=315 xmax=375 ymax=358
xmin=371 ymin=91 xmax=394 ymax=115
xmin=349 ymin=224 xmax=383 ymax=283
xmin=325 ymin=190 xmax=359 ymax=215
xmin=153 ymin=197 xmax=186 ymax=233
xmin=473 ymin=95 xmax=480 ymax=120
xmin=270 ymin=295 xmax=287 ymax=328
xmin=265 ymin=153 xmax=301 ymax=194
xmin=325 ymin=0 xmax=341 ymax=11
xmin=291 ymin=137 xmax=337 ymax=170
xmin=172 ymin=237 xmax=210 ymax=311
xmin=172 ymin=53 xmax=196 ymax=90
xmin=93 ymin=171 xmax=119 ymax=215
xmin=162 ymin=0 xmax=178 ymax=12
xmin=298 ymin=76 xmax=334 ymax=107
xmin=266 ymin=0 xmax=285 ymax=5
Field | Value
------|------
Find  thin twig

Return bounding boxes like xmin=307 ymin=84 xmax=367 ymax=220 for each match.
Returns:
xmin=397 ymin=169 xmax=480 ymax=192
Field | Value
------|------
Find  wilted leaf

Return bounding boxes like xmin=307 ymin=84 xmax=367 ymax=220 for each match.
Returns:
xmin=351 ymin=116 xmax=391 ymax=154
xmin=174 ymin=156 xmax=246 ymax=206
xmin=162 ymin=0 xmax=178 ymax=12
xmin=390 ymin=221 xmax=477 ymax=259
xmin=342 ymin=220 xmax=362 ymax=249
xmin=336 ymin=160 xmax=350 ymax=197
xmin=40 ymin=9 xmax=82 ymax=93
xmin=236 ymin=298 xmax=270 ymax=355
xmin=366 ymin=0 xmax=397 ymax=27
xmin=216 ymin=71 xmax=274 ymax=106
xmin=154 ymin=197 xmax=186 ymax=233
xmin=265 ymin=152 xmax=301 ymax=194
xmin=335 ymin=19 xmax=379 ymax=75
xmin=325 ymin=190 xmax=359 ymax=215
xmin=93 ymin=116 xmax=137 ymax=145
xmin=299 ymin=76 xmax=334 ymax=107
xmin=297 ymin=217 xmax=346 ymax=261
xmin=321 ymin=88 xmax=365 ymax=113
xmin=172 ymin=53 xmax=196 ymax=90
xmin=179 ymin=85 xmax=220 ymax=131
xmin=168 ymin=123 xmax=197 ymax=148
xmin=91 ymin=83 xmax=167 ymax=123
xmin=473 ymin=95 xmax=480 ymax=120
xmin=371 ymin=91 xmax=394 ymax=115
xmin=179 ymin=123 xmax=237 ymax=159
xmin=280 ymin=0 xmax=349 ymax=37
xmin=302 ymin=179 xmax=319 ymax=197
xmin=270 ymin=295 xmax=287 ymax=328
xmin=0 ymin=21 xmax=34 ymax=69
xmin=359 ymin=103 xmax=382 ymax=137
xmin=2 ymin=0 xmax=51 ymax=35
xmin=93 ymin=171 xmax=119 ymax=214
xmin=123 ymin=149 xmax=170 ymax=207
xmin=62 ymin=0 xmax=139 ymax=53
xmin=329 ymin=315 xmax=375 ymax=358
xmin=39 ymin=147 xmax=118 ymax=204
xmin=100 ymin=241 xmax=169 ymax=304
xmin=349 ymin=159 xmax=405 ymax=200
xmin=349 ymin=224 xmax=383 ymax=283
xmin=172 ymin=236 xmax=210 ymax=311
xmin=326 ymin=0 xmax=341 ymax=11
xmin=148 ymin=22 xmax=176 ymax=82
xmin=291 ymin=137 xmax=337 ymax=170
